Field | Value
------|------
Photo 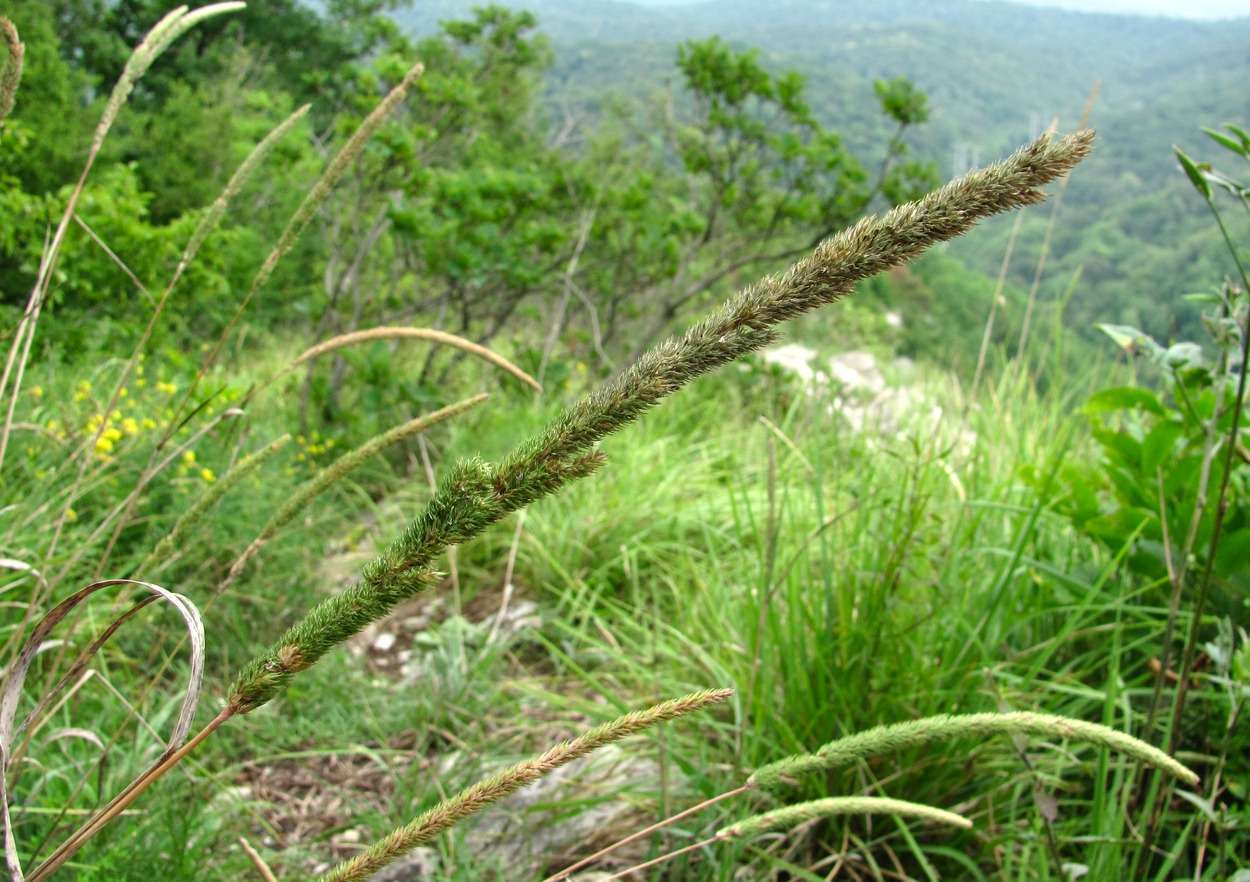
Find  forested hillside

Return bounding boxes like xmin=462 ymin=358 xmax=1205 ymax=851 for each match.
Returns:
xmin=398 ymin=0 xmax=1250 ymax=342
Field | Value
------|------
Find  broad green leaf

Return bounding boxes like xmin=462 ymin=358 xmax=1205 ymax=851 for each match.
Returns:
xmin=1085 ymin=386 xmax=1166 ymax=415
xmin=1204 ymin=126 xmax=1249 ymax=159
xmin=1224 ymin=123 xmax=1250 ymax=149
xmin=1202 ymin=167 xmax=1249 ymax=198
xmin=1097 ymin=323 xmax=1161 ymax=357
xmin=1175 ymin=790 xmax=1219 ymax=823
xmin=1059 ymin=464 xmax=1103 ymax=520
xmin=1141 ymin=420 xmax=1184 ymax=475
xmin=1214 ymin=529 xmax=1250 ymax=579
xmin=1162 ymin=342 xmax=1206 ymax=371
xmin=1083 ymin=507 xmax=1156 ymax=543
xmin=1174 ymin=146 xmax=1212 ymax=200
xmin=1163 ymin=453 xmax=1203 ymax=498
xmin=1130 ymin=538 xmax=1170 ymax=572
xmin=1105 ymin=460 xmax=1153 ymax=510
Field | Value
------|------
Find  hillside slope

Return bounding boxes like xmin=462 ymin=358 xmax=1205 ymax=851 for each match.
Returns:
xmin=393 ymin=0 xmax=1250 ymax=341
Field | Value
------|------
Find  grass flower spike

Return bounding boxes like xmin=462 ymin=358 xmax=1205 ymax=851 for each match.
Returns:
xmin=228 ymin=130 xmax=1094 ymax=714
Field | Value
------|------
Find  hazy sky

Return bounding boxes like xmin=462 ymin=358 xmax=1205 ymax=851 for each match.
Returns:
xmin=637 ymin=0 xmax=1250 ymax=20
xmin=976 ymin=0 xmax=1249 ymax=18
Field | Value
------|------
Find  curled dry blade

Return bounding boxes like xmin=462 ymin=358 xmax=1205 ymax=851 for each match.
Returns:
xmin=0 ymin=579 xmax=205 ymax=881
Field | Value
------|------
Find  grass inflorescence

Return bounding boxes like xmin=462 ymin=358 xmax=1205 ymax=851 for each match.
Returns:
xmin=227 ymin=131 xmax=1094 ymax=715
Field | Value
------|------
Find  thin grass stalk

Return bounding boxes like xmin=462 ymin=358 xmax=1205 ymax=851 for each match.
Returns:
xmin=1140 ymin=207 xmax=1250 ymax=879
xmin=183 ymin=104 xmax=313 ymax=269
xmin=575 ymin=796 xmax=971 ymax=882
xmin=1171 ymin=239 xmax=1250 ymax=737
xmin=720 ymin=796 xmax=973 ymax=839
xmin=13 ymin=3 xmax=250 ymax=594
xmin=136 ymin=434 xmax=294 ymax=578
xmin=1140 ymin=304 xmax=1230 ymax=746
xmin=45 ymin=408 xmax=245 ymax=591
xmin=951 ymin=419 xmax=1078 ymax=671
xmin=25 ymin=706 xmax=233 ymax=882
xmin=288 ymin=327 xmax=540 ymax=391
xmin=1133 ymin=189 xmax=1250 ymax=876
xmin=73 ymin=215 xmax=154 ymax=305
xmin=183 ymin=60 xmax=425 ymax=417
xmin=0 ymin=3 xmax=244 ymax=476
xmin=540 ymin=784 xmax=752 ymax=882
xmin=1013 ymin=86 xmax=1098 ymax=368
xmin=78 ymin=104 xmax=313 ymax=585
xmin=239 ymin=837 xmax=279 ymax=882
xmin=590 ymin=838 xmax=713 ymax=882
xmin=1197 ymin=680 xmax=1247 ymax=878
xmin=318 ymin=688 xmax=735 ymax=882
xmin=227 ymin=130 xmax=1095 ymax=715
xmin=258 ymin=61 xmax=425 ymax=294
xmin=25 ymin=405 xmax=242 ymax=745
xmin=748 ymin=711 xmax=1198 ymax=789
xmin=969 ymin=210 xmax=1023 ymax=404
xmin=2 ymin=578 xmax=206 ymax=880
xmin=222 ymin=395 xmax=488 ymax=588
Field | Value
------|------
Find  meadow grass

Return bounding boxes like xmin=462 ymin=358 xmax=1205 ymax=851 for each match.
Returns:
xmin=329 ymin=338 xmax=1214 ymax=881
xmin=3 ymin=317 xmax=1227 ymax=881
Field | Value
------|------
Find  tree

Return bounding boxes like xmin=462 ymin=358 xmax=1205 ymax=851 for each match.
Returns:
xmin=576 ymin=38 xmax=938 ymax=365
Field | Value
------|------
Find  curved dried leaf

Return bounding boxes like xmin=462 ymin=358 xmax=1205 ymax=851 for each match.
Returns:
xmin=0 ymin=580 xmax=205 ymax=880
xmin=292 ymin=327 xmax=541 ymax=392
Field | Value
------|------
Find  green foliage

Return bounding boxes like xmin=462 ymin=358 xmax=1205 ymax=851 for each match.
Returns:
xmin=0 ymin=162 xmax=247 ymax=349
xmin=1051 ymin=318 xmax=1247 ymax=600
xmin=0 ymin=1 xmax=98 ymax=193
xmin=1050 ymin=128 xmax=1250 ymax=607
xmin=1024 ymin=124 xmax=1250 ymax=880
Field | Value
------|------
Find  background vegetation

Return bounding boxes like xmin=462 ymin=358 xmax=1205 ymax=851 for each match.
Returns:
xmin=0 ymin=1 xmax=1246 ymax=880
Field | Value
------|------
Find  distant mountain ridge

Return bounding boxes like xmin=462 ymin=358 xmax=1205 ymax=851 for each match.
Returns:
xmin=392 ymin=0 xmax=1250 ymax=341
xmin=392 ymin=0 xmax=1248 ymax=178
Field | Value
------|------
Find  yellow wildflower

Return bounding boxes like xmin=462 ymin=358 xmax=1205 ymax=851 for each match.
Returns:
xmin=95 ymin=427 xmax=123 ymax=455
xmin=157 ymin=381 xmax=177 ymax=395
xmin=199 ymin=468 xmax=215 ymax=483
xmin=121 ymin=417 xmax=139 ymax=436
xmin=65 ymin=508 xmax=78 ymax=522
